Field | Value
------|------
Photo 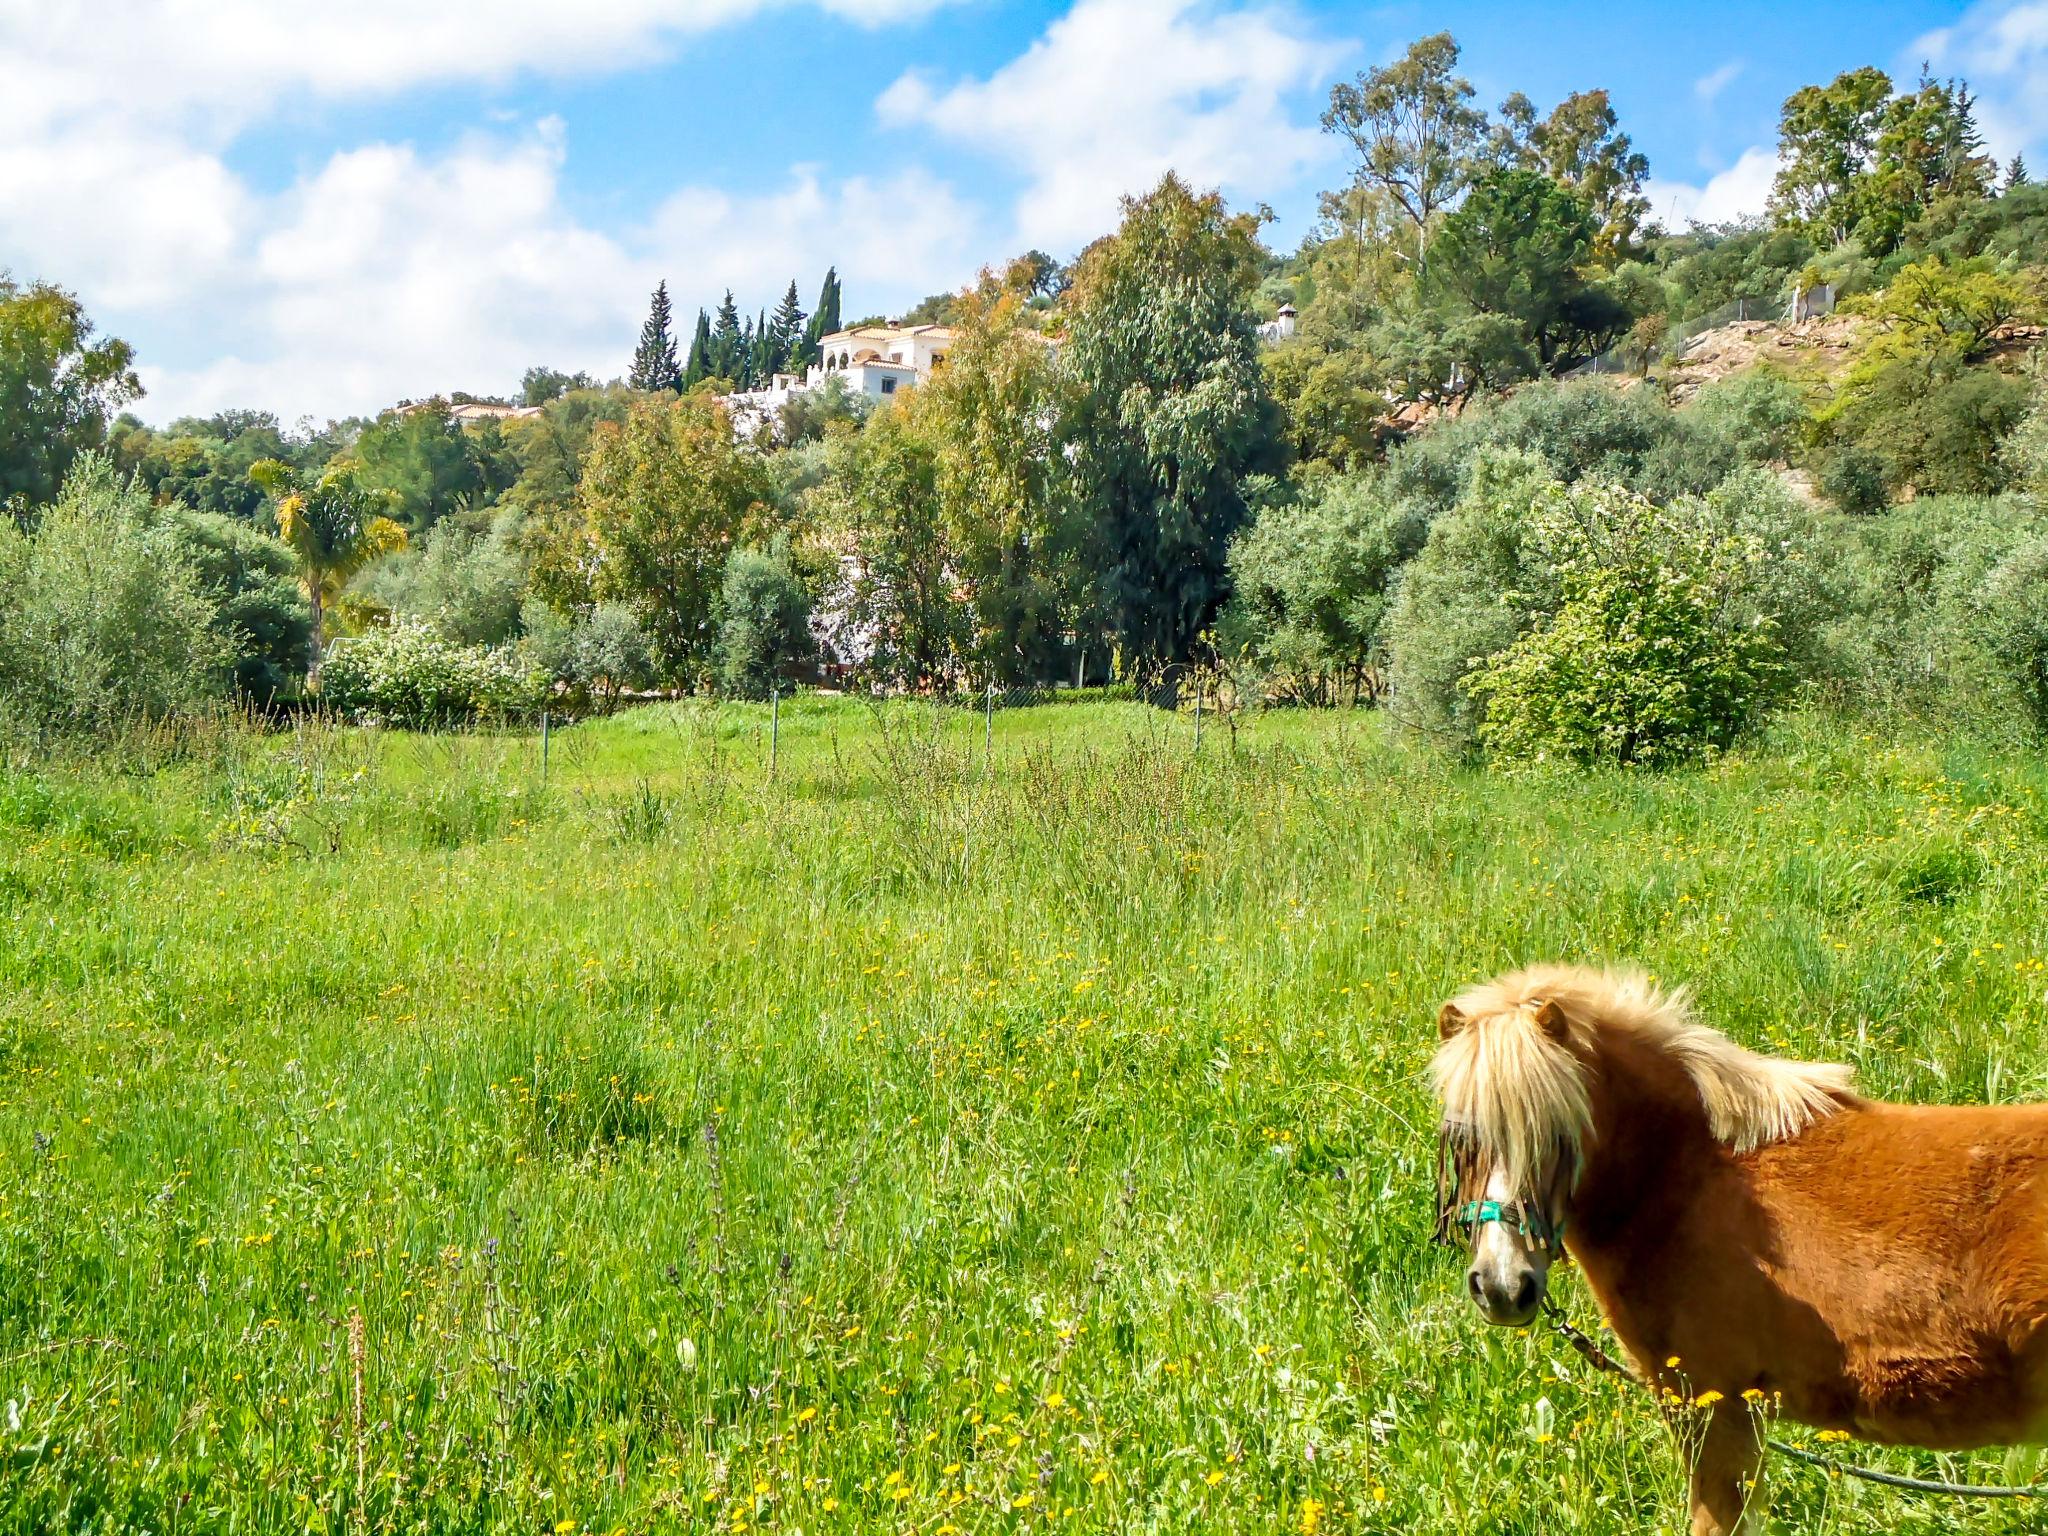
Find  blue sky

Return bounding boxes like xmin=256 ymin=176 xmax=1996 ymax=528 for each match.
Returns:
xmin=2 ymin=0 xmax=2041 ymax=425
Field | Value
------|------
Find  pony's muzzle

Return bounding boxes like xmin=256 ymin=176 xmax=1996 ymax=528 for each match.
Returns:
xmin=1467 ymin=1260 xmax=1544 ymax=1326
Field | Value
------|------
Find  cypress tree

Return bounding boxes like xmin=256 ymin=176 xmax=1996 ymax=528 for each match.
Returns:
xmin=770 ymin=281 xmax=805 ymax=375
xmin=2008 ymin=154 xmax=2031 ymax=191
xmin=750 ymin=307 xmax=772 ymax=386
xmin=682 ymin=309 xmax=712 ymax=389
xmin=709 ymin=291 xmax=742 ymax=383
xmin=629 ymin=281 xmax=683 ymax=393
xmin=800 ymin=266 xmax=842 ymax=368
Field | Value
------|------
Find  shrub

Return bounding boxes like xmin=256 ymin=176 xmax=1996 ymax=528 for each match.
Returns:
xmin=1383 ymin=450 xmax=1563 ymax=745
xmin=1464 ymin=483 xmax=1794 ymax=766
xmin=1389 ymin=458 xmax=1824 ymax=757
xmin=319 ymin=620 xmax=544 ymax=727
xmin=1465 ymin=563 xmax=1785 ymax=768
xmin=521 ymin=600 xmax=657 ymax=708
xmin=1999 ymin=385 xmax=2048 ymax=507
xmin=1689 ymin=370 xmax=1810 ymax=465
xmin=1218 ymin=472 xmax=1428 ymax=703
xmin=163 ymin=508 xmax=311 ymax=701
xmin=1827 ymin=494 xmax=2046 ymax=716
xmin=1817 ymin=445 xmax=1890 ymax=513
xmin=1381 ymin=379 xmax=1753 ymax=524
xmin=1960 ymin=533 xmax=2048 ymax=736
xmin=364 ymin=507 xmax=527 ymax=646
xmin=0 ymin=454 xmax=224 ymax=738
xmin=715 ymin=545 xmax=815 ymax=699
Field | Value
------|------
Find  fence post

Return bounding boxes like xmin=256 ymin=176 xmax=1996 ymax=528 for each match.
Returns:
xmin=984 ymin=682 xmax=995 ymax=771
xmin=540 ymin=708 xmax=550 ymax=785
xmin=770 ymin=683 xmax=780 ymax=779
xmin=1193 ymin=685 xmax=1203 ymax=751
xmin=1075 ymin=649 xmax=1085 ymax=690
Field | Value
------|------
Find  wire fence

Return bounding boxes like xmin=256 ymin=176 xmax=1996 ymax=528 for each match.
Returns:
xmin=1566 ymin=293 xmax=1789 ymax=380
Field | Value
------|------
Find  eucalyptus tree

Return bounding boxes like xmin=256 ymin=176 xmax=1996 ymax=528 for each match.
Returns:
xmin=1058 ymin=174 xmax=1283 ymax=674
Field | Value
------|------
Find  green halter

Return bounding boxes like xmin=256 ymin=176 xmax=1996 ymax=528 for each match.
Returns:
xmin=1458 ymin=1199 xmax=1566 ymax=1245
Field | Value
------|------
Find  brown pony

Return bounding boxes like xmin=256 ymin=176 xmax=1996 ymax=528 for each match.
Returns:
xmin=1431 ymin=963 xmax=2048 ymax=1536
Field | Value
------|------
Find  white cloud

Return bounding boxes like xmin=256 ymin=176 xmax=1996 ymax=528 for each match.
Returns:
xmin=1646 ymin=146 xmax=1779 ymax=230
xmin=0 ymin=0 xmax=957 ymax=137
xmin=1693 ymin=60 xmax=1743 ymax=105
xmin=0 ymin=0 xmax=984 ymax=423
xmin=878 ymin=0 xmax=1344 ymax=251
xmin=125 ymin=128 xmax=982 ymax=425
xmin=1911 ymin=0 xmax=2048 ymax=163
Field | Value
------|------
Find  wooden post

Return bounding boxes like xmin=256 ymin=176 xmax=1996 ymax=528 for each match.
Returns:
xmin=984 ymin=682 xmax=994 ymax=769
xmin=770 ymin=683 xmax=780 ymax=778
xmin=540 ymin=709 xmax=550 ymax=784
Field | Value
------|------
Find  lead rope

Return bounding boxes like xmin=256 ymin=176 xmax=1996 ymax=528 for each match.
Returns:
xmin=1539 ymin=1299 xmax=2041 ymax=1501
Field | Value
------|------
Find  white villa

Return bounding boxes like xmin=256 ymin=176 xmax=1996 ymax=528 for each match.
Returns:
xmin=723 ymin=323 xmax=957 ymax=438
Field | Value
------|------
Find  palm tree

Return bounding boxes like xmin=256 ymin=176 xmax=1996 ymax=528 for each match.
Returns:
xmin=250 ymin=460 xmax=407 ymax=684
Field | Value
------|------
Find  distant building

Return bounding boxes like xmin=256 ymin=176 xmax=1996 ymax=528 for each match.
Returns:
xmin=723 ymin=323 xmax=958 ymax=438
xmin=1256 ymin=304 xmax=1299 ymax=345
xmin=390 ymin=399 xmax=543 ymax=425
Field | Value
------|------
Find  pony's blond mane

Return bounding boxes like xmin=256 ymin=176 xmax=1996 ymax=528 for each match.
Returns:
xmin=1431 ymin=964 xmax=1854 ymax=1188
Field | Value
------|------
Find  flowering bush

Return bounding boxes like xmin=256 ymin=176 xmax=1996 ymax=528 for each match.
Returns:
xmin=1460 ymin=479 xmax=1794 ymax=767
xmin=319 ymin=620 xmax=545 ymax=727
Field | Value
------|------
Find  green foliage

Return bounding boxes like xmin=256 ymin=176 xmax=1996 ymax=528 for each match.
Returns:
xmin=347 ymin=401 xmax=507 ymax=533
xmin=1688 ymin=370 xmax=1811 ymax=465
xmin=520 ymin=366 xmax=595 ymax=406
xmin=1969 ymin=534 xmax=2048 ymax=735
xmin=0 ymin=454 xmax=224 ymax=737
xmin=1219 ymin=473 xmax=1427 ymax=702
xmin=1262 ymin=339 xmax=1387 ymax=470
xmin=1496 ymin=88 xmax=1651 ymax=260
xmin=1817 ymin=444 xmax=1891 ymax=514
xmin=1321 ymin=31 xmax=1487 ymax=264
xmin=119 ymin=409 xmax=299 ymax=521
xmin=1652 ymin=224 xmax=1816 ymax=322
xmin=162 ymin=507 xmax=312 ymax=701
xmin=1769 ymin=66 xmax=1895 ymax=246
xmin=629 ymin=281 xmax=684 ymax=394
xmin=319 ymin=620 xmax=544 ymax=726
xmin=715 ymin=544 xmax=815 ymax=698
xmin=922 ymin=277 xmax=1076 ymax=684
xmin=828 ymin=395 xmax=964 ymax=686
xmin=2005 ymin=386 xmax=2048 ymax=506
xmin=1386 ymin=380 xmax=1750 ymax=513
xmin=367 ymin=507 xmax=529 ymax=646
xmin=567 ymin=396 xmax=774 ymax=680
xmin=1389 ymin=457 xmax=1828 ymax=754
xmin=1385 ymin=449 xmax=1560 ymax=745
xmin=252 ymin=459 xmax=409 ymax=678
xmin=778 ymin=372 xmax=870 ymax=445
xmin=1464 ymin=487 xmax=1790 ymax=766
xmin=0 ymin=276 xmax=142 ymax=511
xmin=1060 ymin=174 xmax=1283 ymax=670
xmin=521 ymin=599 xmax=656 ymax=707
xmin=1425 ymin=168 xmax=1628 ymax=371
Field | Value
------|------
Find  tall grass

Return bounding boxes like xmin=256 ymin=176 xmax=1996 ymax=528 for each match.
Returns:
xmin=2 ymin=699 xmax=2045 ymax=1533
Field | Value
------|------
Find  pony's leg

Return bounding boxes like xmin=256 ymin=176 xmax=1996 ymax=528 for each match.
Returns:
xmin=1682 ymin=1406 xmax=1767 ymax=1536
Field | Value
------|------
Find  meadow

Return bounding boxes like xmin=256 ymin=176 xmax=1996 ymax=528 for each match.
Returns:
xmin=4 ymin=696 xmax=2048 ymax=1534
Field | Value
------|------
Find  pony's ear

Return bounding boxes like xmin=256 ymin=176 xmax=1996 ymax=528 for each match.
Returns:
xmin=1437 ymin=1002 xmax=1467 ymax=1040
xmin=1533 ymin=1000 xmax=1569 ymax=1041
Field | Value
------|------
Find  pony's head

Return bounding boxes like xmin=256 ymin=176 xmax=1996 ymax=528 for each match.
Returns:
xmin=1430 ymin=964 xmax=1853 ymax=1327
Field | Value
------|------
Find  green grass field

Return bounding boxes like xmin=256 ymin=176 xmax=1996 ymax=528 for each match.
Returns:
xmin=5 ymin=697 xmax=2048 ymax=1534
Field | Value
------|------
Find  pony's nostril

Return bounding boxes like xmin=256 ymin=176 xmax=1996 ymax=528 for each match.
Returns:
xmin=1467 ymin=1270 xmax=1484 ymax=1302
xmin=1514 ymin=1273 xmax=1538 ymax=1312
